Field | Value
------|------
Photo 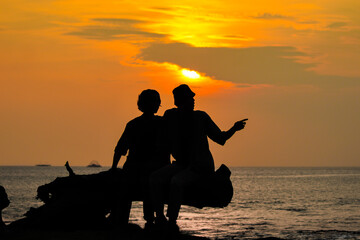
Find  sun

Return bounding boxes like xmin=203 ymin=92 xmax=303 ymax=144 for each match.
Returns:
xmin=181 ymin=69 xmax=201 ymax=79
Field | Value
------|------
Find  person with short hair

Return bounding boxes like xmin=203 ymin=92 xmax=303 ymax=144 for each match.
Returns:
xmin=111 ymin=89 xmax=170 ymax=229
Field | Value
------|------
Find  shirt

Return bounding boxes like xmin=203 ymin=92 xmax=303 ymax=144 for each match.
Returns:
xmin=163 ymin=108 xmax=228 ymax=174
xmin=114 ymin=115 xmax=170 ymax=171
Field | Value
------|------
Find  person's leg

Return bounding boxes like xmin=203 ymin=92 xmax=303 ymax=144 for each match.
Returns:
xmin=111 ymin=171 xmax=133 ymax=227
xmin=117 ymin=198 xmax=132 ymax=226
xmin=143 ymin=198 xmax=154 ymax=221
xmin=143 ymin=196 xmax=156 ymax=231
xmin=149 ymin=163 xmax=183 ymax=222
xmin=141 ymin=175 xmax=155 ymax=225
xmin=167 ymin=169 xmax=200 ymax=224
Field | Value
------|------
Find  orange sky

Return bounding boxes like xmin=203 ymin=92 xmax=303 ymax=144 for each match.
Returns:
xmin=1 ymin=0 xmax=360 ymax=167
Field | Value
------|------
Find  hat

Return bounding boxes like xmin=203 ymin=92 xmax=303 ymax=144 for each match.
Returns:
xmin=172 ymin=84 xmax=195 ymax=99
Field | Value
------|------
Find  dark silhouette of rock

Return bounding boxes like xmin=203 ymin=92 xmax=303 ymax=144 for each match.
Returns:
xmin=0 ymin=185 xmax=10 ymax=232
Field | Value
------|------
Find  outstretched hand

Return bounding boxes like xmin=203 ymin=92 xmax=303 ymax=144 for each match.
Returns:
xmin=233 ymin=118 xmax=248 ymax=131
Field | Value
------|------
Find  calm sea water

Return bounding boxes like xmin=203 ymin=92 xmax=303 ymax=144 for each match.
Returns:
xmin=0 ymin=166 xmax=359 ymax=239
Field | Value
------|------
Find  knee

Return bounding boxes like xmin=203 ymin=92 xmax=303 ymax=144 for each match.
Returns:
xmin=149 ymin=172 xmax=162 ymax=188
xmin=170 ymin=172 xmax=195 ymax=190
xmin=170 ymin=176 xmax=182 ymax=189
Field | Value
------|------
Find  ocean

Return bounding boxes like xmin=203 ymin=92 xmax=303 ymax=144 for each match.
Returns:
xmin=0 ymin=166 xmax=359 ymax=239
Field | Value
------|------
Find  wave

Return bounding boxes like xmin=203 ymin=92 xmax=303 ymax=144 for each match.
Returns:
xmin=275 ymin=207 xmax=307 ymax=212
xmin=293 ymin=229 xmax=360 ymax=240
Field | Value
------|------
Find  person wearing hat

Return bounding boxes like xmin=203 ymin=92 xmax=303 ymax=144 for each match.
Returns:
xmin=150 ymin=84 xmax=247 ymax=231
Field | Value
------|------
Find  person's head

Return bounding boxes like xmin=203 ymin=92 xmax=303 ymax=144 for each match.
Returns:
xmin=172 ymin=84 xmax=195 ymax=111
xmin=137 ymin=89 xmax=161 ymax=114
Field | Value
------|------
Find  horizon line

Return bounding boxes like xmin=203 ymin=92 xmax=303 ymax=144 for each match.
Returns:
xmin=1 ymin=165 xmax=360 ymax=168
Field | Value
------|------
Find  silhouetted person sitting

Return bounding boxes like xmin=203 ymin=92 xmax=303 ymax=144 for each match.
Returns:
xmin=150 ymin=84 xmax=247 ymax=232
xmin=110 ymin=89 xmax=170 ymax=229
xmin=0 ymin=185 xmax=10 ymax=232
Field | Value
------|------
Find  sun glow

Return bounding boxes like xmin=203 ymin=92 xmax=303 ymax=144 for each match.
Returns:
xmin=181 ymin=69 xmax=201 ymax=79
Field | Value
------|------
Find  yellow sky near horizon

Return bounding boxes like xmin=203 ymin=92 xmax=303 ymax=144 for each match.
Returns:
xmin=1 ymin=0 xmax=360 ymax=167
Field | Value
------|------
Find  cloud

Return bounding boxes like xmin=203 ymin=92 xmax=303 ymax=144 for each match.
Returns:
xmin=298 ymin=20 xmax=318 ymax=25
xmin=327 ymin=22 xmax=347 ymax=29
xmin=253 ymin=13 xmax=291 ymax=20
xmin=66 ymin=18 xmax=167 ymax=40
xmin=209 ymin=34 xmax=253 ymax=41
xmin=147 ymin=6 xmax=176 ymax=12
xmin=138 ymin=42 xmax=360 ymax=87
xmin=67 ymin=27 xmax=165 ymax=40
xmin=92 ymin=18 xmax=145 ymax=25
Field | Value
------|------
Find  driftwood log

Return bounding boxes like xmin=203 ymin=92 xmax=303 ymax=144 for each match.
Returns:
xmin=7 ymin=163 xmax=233 ymax=230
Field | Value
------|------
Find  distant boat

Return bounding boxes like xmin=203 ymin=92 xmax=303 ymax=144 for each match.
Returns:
xmin=36 ymin=164 xmax=51 ymax=167
xmin=87 ymin=161 xmax=101 ymax=168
